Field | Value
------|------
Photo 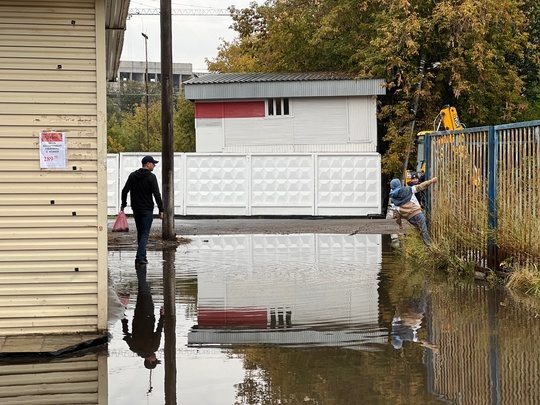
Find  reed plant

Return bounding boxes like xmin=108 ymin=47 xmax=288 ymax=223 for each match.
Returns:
xmin=396 ymin=225 xmax=478 ymax=279
xmin=506 ymin=263 xmax=540 ymax=297
xmin=496 ymin=158 xmax=540 ymax=264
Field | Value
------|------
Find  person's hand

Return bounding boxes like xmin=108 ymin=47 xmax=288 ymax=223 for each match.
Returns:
xmin=432 ymin=176 xmax=438 ymax=183
xmin=159 ymin=212 xmax=163 ymax=220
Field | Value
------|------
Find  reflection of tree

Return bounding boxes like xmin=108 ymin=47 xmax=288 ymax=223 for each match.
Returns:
xmin=178 ymin=276 xmax=198 ymax=319
xmin=233 ymin=346 xmax=440 ymax=404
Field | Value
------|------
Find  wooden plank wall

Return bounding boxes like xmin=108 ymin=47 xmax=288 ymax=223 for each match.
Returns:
xmin=0 ymin=0 xmax=108 ymax=335
xmin=0 ymin=352 xmax=106 ymax=404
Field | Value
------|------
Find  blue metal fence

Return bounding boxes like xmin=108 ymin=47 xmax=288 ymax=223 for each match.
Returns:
xmin=425 ymin=120 xmax=540 ymax=269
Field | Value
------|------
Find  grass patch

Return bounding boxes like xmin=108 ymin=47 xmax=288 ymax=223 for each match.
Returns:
xmin=506 ymin=263 xmax=540 ymax=297
xmin=397 ymin=227 xmax=477 ymax=276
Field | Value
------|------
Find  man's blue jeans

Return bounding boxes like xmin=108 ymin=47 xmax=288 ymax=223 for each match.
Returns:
xmin=408 ymin=213 xmax=431 ymax=246
xmin=133 ymin=210 xmax=154 ymax=262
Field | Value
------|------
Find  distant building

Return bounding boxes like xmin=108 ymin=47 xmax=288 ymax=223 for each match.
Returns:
xmin=117 ymin=60 xmax=194 ymax=90
xmin=184 ymin=72 xmax=386 ymax=153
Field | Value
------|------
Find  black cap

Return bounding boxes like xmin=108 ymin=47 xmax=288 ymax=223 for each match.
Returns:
xmin=142 ymin=155 xmax=159 ymax=165
xmin=144 ymin=358 xmax=162 ymax=369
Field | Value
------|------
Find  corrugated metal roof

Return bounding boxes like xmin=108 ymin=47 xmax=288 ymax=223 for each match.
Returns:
xmin=185 ymin=73 xmax=386 ymax=100
xmin=106 ymin=0 xmax=131 ymax=82
xmin=186 ymin=72 xmax=359 ymax=84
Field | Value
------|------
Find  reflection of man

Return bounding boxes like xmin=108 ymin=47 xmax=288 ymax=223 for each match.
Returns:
xmin=390 ymin=290 xmax=438 ymax=352
xmin=122 ymin=264 xmax=164 ymax=369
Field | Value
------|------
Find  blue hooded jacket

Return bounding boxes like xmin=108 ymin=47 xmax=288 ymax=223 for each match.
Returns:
xmin=389 ymin=179 xmax=413 ymax=207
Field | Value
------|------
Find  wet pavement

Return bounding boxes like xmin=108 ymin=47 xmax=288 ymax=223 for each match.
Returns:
xmin=4 ymin=224 xmax=540 ymax=404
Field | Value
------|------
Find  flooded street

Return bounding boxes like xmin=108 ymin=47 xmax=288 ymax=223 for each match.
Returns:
xmin=3 ymin=233 xmax=540 ymax=404
xmin=104 ymin=233 xmax=540 ymax=404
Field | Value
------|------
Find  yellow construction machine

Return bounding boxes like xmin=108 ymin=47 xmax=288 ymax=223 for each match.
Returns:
xmin=407 ymin=105 xmax=464 ymax=181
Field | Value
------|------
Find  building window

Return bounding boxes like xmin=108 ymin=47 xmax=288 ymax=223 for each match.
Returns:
xmin=267 ymin=98 xmax=290 ymax=116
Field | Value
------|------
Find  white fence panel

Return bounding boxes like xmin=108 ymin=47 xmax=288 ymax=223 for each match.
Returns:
xmin=316 ymin=153 xmax=381 ymax=216
xmin=108 ymin=152 xmax=382 ymax=217
xmin=185 ymin=153 xmax=249 ymax=215
xmin=251 ymin=154 xmax=315 ymax=215
xmin=118 ymin=153 xmax=162 ymax=215
xmin=107 ymin=154 xmax=119 ymax=215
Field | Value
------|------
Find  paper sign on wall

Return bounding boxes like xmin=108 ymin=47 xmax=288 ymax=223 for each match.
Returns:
xmin=39 ymin=132 xmax=67 ymax=169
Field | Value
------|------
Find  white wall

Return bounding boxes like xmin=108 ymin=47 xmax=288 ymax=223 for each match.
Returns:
xmin=195 ymin=96 xmax=378 ymax=153
xmin=108 ymin=152 xmax=382 ymax=217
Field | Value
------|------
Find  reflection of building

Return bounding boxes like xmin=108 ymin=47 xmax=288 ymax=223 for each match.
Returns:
xmin=187 ymin=234 xmax=387 ymax=349
xmin=0 ymin=351 xmax=107 ymax=403
xmin=117 ymin=61 xmax=194 ymax=90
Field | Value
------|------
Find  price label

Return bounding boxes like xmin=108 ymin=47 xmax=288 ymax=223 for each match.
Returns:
xmin=39 ymin=132 xmax=67 ymax=169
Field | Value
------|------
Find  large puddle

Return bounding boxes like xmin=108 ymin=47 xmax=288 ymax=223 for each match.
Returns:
xmin=3 ymin=234 xmax=540 ymax=404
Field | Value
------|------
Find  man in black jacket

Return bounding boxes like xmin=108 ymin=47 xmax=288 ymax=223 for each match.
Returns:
xmin=121 ymin=156 xmax=164 ymax=264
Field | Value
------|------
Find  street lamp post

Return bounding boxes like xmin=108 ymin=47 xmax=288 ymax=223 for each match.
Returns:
xmin=142 ymin=33 xmax=149 ymax=151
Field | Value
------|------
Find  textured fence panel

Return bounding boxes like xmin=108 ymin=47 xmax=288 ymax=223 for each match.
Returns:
xmin=251 ymin=154 xmax=314 ymax=215
xmin=109 ymin=152 xmax=382 ymax=217
xmin=185 ymin=154 xmax=249 ymax=216
xmin=316 ymin=153 xmax=381 ymax=216
xmin=107 ymin=154 xmax=119 ymax=215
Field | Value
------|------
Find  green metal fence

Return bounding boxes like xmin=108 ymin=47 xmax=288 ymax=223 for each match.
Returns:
xmin=425 ymin=120 xmax=540 ymax=269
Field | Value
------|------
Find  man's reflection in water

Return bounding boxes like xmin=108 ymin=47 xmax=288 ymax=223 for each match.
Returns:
xmin=390 ymin=286 xmax=438 ymax=352
xmin=122 ymin=263 xmax=164 ymax=369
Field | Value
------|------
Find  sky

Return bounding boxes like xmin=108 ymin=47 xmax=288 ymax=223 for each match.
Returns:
xmin=122 ymin=0 xmax=255 ymax=72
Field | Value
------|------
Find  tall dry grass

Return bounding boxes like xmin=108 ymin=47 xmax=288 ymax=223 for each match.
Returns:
xmin=424 ymin=127 xmax=540 ymax=295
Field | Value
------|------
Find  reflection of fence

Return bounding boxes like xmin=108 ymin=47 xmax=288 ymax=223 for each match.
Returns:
xmin=428 ymin=281 xmax=540 ymax=404
xmin=107 ymin=152 xmax=382 ymax=217
xmin=426 ymin=120 xmax=540 ymax=268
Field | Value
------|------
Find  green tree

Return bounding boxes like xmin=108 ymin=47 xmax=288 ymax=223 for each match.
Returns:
xmin=107 ymin=80 xmax=162 ymax=114
xmin=107 ymin=95 xmax=195 ymax=153
xmin=174 ymin=93 xmax=196 ymax=152
xmin=208 ymin=0 xmax=539 ymax=177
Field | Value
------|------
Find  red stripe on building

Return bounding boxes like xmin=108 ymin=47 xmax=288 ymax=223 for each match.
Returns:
xmin=195 ymin=101 xmax=265 ymax=119
xmin=197 ymin=308 xmax=268 ymax=327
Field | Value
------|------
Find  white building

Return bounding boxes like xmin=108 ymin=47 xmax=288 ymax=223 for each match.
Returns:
xmin=184 ymin=72 xmax=386 ymax=153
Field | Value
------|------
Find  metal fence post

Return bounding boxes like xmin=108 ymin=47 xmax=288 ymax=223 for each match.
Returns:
xmin=424 ymin=132 xmax=432 ymax=217
xmin=487 ymin=126 xmax=498 ymax=268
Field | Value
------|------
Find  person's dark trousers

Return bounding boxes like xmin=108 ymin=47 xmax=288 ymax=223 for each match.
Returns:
xmin=409 ymin=213 xmax=431 ymax=246
xmin=133 ymin=209 xmax=154 ymax=262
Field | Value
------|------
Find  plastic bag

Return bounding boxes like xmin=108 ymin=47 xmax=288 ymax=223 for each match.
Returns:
xmin=112 ymin=210 xmax=129 ymax=232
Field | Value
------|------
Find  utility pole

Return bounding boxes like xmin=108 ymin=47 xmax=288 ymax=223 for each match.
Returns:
xmin=142 ymin=33 xmax=149 ymax=151
xmin=401 ymin=56 xmax=426 ymax=182
xmin=161 ymin=0 xmax=175 ymax=241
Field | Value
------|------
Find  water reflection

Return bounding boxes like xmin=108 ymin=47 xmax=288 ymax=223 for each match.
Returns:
xmin=0 ymin=349 xmax=108 ymax=403
xmin=105 ymin=233 xmax=540 ymax=404
xmin=121 ymin=263 xmax=164 ymax=371
xmin=163 ymin=247 xmax=177 ymax=405
xmin=188 ymin=234 xmax=387 ymax=350
xmin=390 ymin=283 xmax=438 ymax=352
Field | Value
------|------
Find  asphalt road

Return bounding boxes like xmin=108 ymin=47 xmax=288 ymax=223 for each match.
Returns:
xmin=109 ymin=216 xmax=400 ymax=239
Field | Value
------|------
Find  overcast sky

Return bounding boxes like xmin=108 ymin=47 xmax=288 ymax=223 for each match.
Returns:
xmin=121 ymin=0 xmax=255 ymax=72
